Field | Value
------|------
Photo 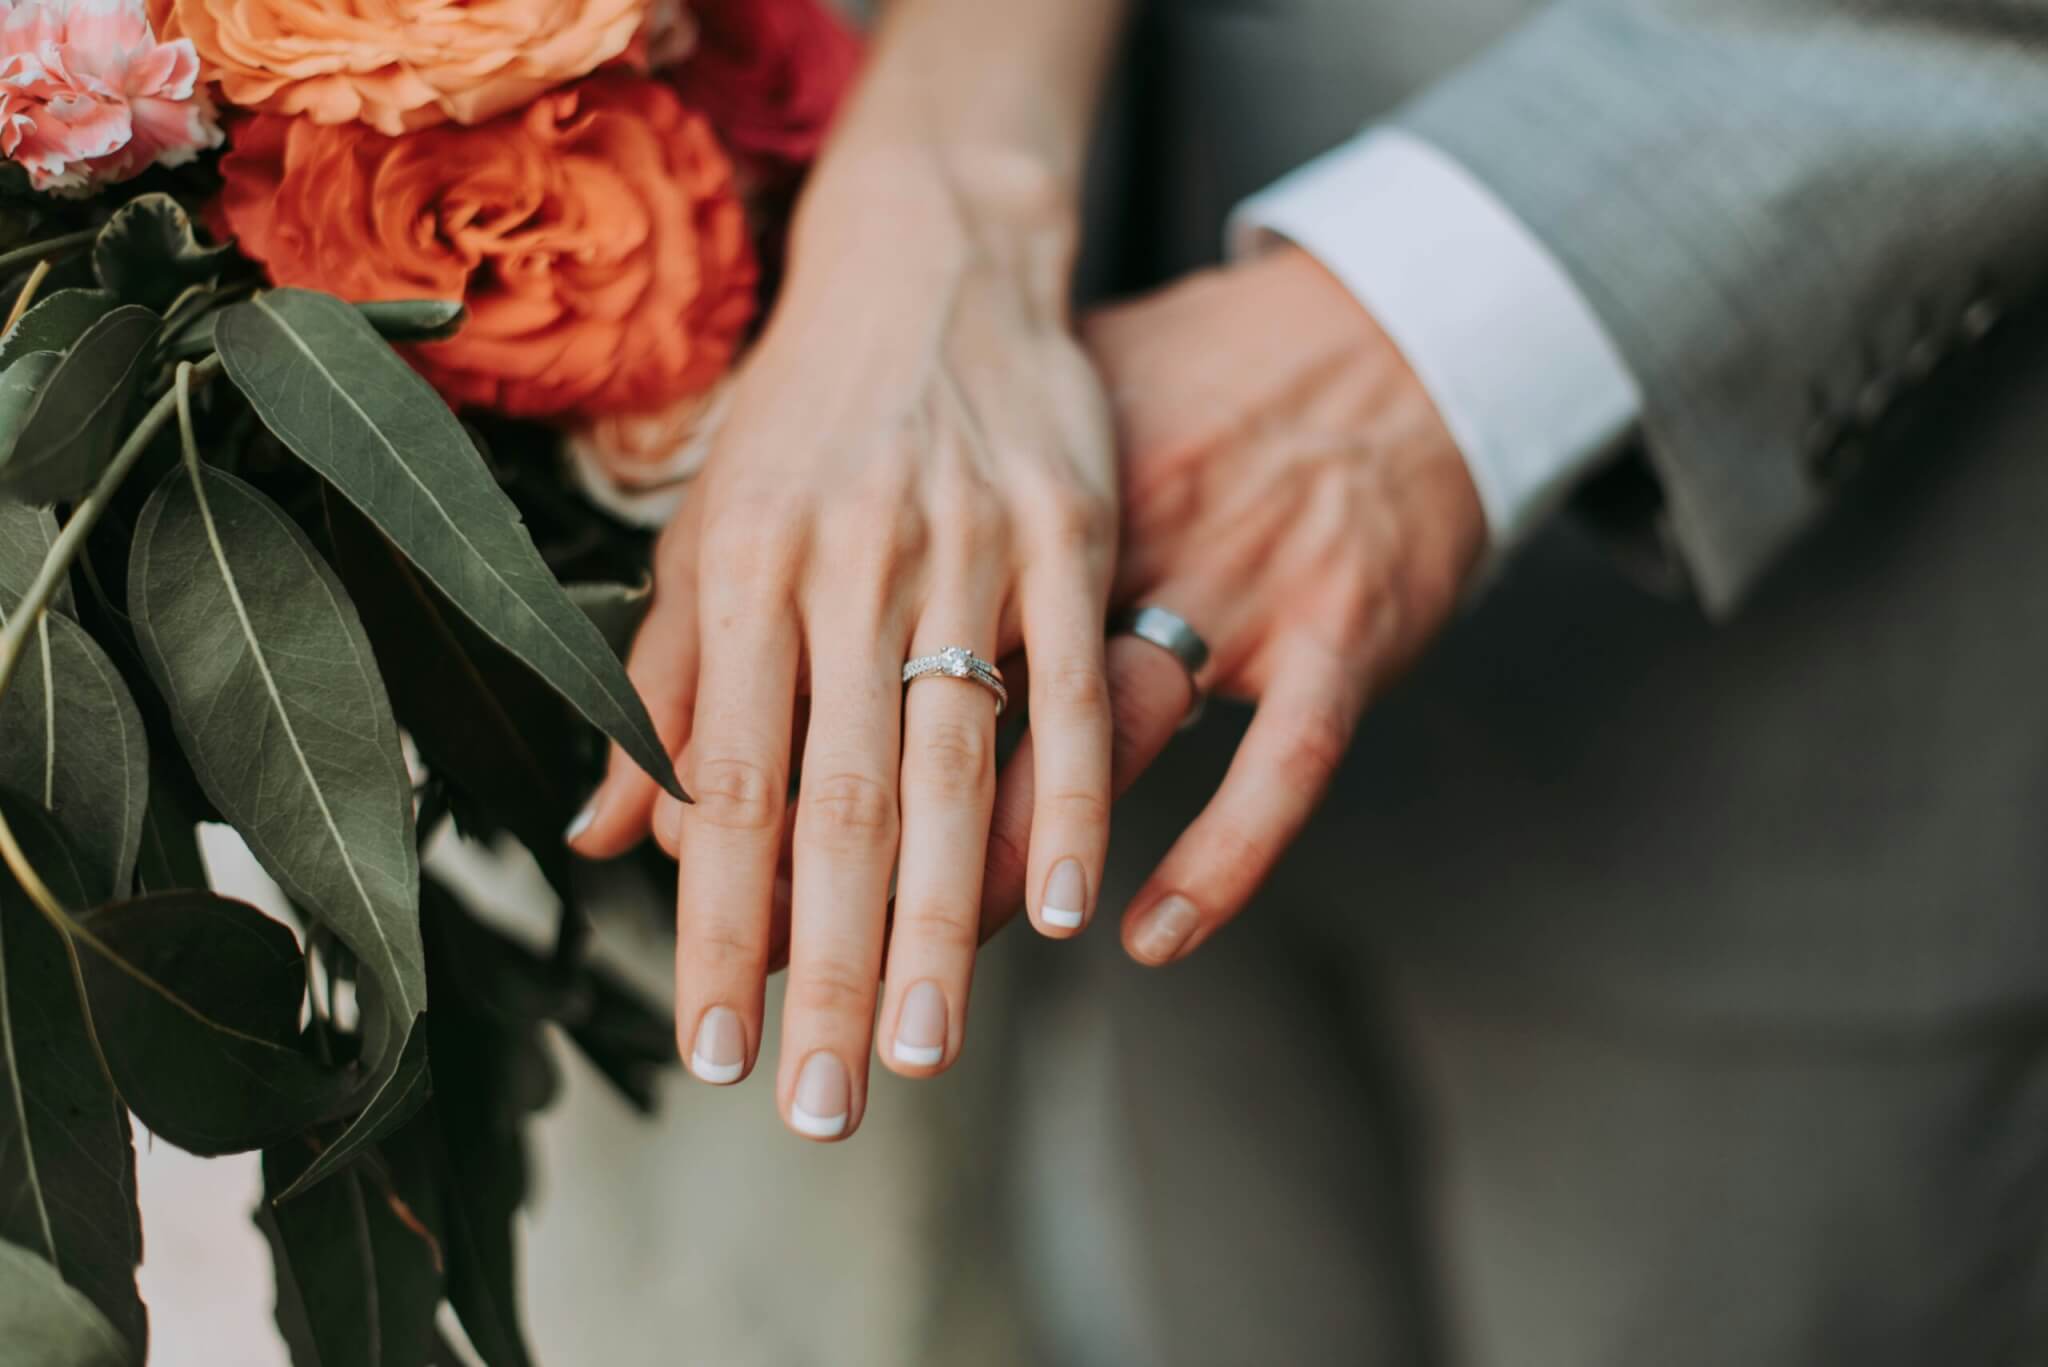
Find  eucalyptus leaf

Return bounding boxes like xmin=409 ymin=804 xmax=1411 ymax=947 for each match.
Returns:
xmin=354 ymin=299 xmax=466 ymax=342
xmin=568 ymin=577 xmax=652 ymax=662
xmin=0 ymin=352 xmax=60 ymax=459
xmin=164 ymin=308 xmax=215 ymax=363
xmin=272 ymin=1018 xmax=430 ymax=1203
xmin=132 ymin=746 xmax=209 ymax=895
xmin=260 ymin=1125 xmax=443 ymax=1367
xmin=129 ymin=462 xmax=424 ymax=1072
xmin=326 ymin=495 xmax=579 ymax=886
xmin=92 ymin=195 xmax=236 ymax=311
xmin=0 ymin=1238 xmax=135 ymax=1367
xmin=0 ymin=598 xmax=148 ymax=898
xmin=72 ymin=892 xmax=356 ymax=1154
xmin=0 ymin=288 xmax=116 ymax=370
xmin=0 ymin=796 xmax=145 ymax=1356
xmin=216 ymin=289 xmax=684 ymax=802
xmin=1 ymin=307 xmax=156 ymax=505
xmin=0 ymin=496 xmax=70 ymax=615
xmin=422 ymin=886 xmax=550 ymax=1367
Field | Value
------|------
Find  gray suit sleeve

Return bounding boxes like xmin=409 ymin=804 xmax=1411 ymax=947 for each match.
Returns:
xmin=1394 ymin=1 xmax=2048 ymax=611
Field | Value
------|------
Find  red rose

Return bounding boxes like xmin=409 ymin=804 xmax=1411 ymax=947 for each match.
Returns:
xmin=671 ymin=0 xmax=861 ymax=179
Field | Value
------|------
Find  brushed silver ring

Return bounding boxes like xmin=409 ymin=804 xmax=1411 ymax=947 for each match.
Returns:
xmin=903 ymin=645 xmax=1007 ymax=716
xmin=1115 ymin=605 xmax=1209 ymax=727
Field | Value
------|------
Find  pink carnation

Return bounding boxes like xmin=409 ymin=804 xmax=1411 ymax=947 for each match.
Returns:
xmin=0 ymin=0 xmax=221 ymax=194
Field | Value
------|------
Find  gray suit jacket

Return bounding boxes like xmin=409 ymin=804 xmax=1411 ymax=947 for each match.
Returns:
xmin=1103 ymin=0 xmax=2048 ymax=1026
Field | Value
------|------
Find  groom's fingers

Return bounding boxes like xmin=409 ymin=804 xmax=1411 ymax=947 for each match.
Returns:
xmin=1120 ymin=635 xmax=1360 ymax=965
xmin=979 ymin=631 xmax=1194 ymax=940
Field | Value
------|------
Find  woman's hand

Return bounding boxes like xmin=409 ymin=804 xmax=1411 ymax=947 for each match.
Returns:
xmin=978 ymin=245 xmax=1489 ymax=963
xmin=570 ymin=143 xmax=1118 ymax=1140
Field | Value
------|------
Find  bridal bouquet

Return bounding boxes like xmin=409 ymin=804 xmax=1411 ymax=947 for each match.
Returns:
xmin=0 ymin=0 xmax=857 ymax=1361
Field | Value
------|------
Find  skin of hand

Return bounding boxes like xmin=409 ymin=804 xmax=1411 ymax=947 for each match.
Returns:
xmin=567 ymin=0 xmax=1130 ymax=1141
xmin=976 ymin=244 xmax=1489 ymax=963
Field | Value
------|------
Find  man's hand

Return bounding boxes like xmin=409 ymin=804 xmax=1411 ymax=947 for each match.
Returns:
xmin=980 ymin=245 xmax=1488 ymax=963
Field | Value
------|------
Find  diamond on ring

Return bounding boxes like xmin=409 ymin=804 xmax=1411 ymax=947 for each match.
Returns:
xmin=903 ymin=646 xmax=1008 ymax=715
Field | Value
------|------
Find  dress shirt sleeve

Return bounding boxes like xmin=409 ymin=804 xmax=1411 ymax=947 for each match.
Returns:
xmin=1229 ymin=127 xmax=1642 ymax=551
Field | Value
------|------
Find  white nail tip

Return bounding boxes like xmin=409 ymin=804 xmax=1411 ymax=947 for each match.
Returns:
xmin=1042 ymin=904 xmax=1084 ymax=929
xmin=790 ymin=1104 xmax=848 ymax=1139
xmin=689 ymin=1052 xmax=743 ymax=1085
xmin=564 ymin=802 xmax=595 ymax=841
xmin=892 ymin=1040 xmax=944 ymax=1067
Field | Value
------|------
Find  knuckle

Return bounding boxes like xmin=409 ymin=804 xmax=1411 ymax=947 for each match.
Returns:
xmin=911 ymin=718 xmax=992 ymax=794
xmin=702 ymin=505 xmax=804 ymax=583
xmin=1041 ymin=786 xmax=1111 ymax=832
xmin=1035 ymin=487 xmax=1113 ymax=554
xmin=684 ymin=918 xmax=763 ymax=974
xmin=1202 ymin=823 xmax=1273 ymax=891
xmin=1038 ymin=657 xmax=1110 ymax=718
xmin=690 ymin=755 xmax=785 ymax=832
xmin=789 ymin=955 xmax=877 ymax=1018
xmin=1275 ymin=705 xmax=1352 ymax=795
xmin=800 ymin=769 xmax=898 ymax=844
xmin=892 ymin=905 xmax=979 ymax=958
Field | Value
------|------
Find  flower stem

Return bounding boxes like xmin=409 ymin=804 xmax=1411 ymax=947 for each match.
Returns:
xmin=3 ymin=259 xmax=52 ymax=335
xmin=0 ymin=228 xmax=100 ymax=281
xmin=0 ymin=355 xmax=223 ymax=920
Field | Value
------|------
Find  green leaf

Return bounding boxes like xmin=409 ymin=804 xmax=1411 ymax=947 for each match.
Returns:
xmin=325 ymin=494 xmax=579 ymax=885
xmin=354 ymin=299 xmax=466 ymax=342
xmin=568 ymin=577 xmax=652 ymax=662
xmin=216 ymin=289 xmax=684 ymax=802
xmin=0 ymin=289 xmax=116 ymax=371
xmin=0 ymin=496 xmax=70 ymax=616
xmin=0 ymin=352 xmax=60 ymax=461
xmin=259 ymin=1124 xmax=443 ymax=1367
xmin=163 ymin=308 xmax=215 ymax=362
xmin=0 ymin=797 xmax=145 ymax=1357
xmin=131 ymin=746 xmax=209 ymax=896
xmin=0 ymin=599 xmax=148 ymax=899
xmin=128 ymin=462 xmax=424 ymax=1071
xmin=421 ymin=886 xmax=551 ymax=1367
xmin=92 ymin=196 xmax=235 ymax=312
xmin=71 ymin=892 xmax=355 ymax=1154
xmin=1 ymin=307 xmax=156 ymax=505
xmin=271 ymin=1019 xmax=429 ymax=1204
xmin=0 ymin=1238 xmax=136 ymax=1367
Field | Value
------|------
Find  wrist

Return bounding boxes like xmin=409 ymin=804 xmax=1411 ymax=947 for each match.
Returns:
xmin=789 ymin=137 xmax=1080 ymax=315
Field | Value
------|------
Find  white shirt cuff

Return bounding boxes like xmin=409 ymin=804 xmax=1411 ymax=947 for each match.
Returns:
xmin=1229 ymin=128 xmax=1643 ymax=549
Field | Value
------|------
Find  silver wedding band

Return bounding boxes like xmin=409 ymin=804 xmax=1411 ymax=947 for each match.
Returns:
xmin=1115 ymin=605 xmax=1209 ymax=727
xmin=903 ymin=645 xmax=1008 ymax=715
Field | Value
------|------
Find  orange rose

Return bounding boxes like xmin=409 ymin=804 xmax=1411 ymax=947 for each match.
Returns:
xmin=151 ymin=0 xmax=647 ymax=134
xmin=217 ymin=74 xmax=759 ymax=420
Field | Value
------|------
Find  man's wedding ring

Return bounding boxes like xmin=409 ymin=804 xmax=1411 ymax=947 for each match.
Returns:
xmin=1115 ymin=605 xmax=1209 ymax=726
xmin=903 ymin=646 xmax=1008 ymax=715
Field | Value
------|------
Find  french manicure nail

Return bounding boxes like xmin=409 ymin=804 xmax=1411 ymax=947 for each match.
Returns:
xmin=892 ymin=981 xmax=948 ymax=1067
xmin=791 ymin=1052 xmax=849 ymax=1138
xmin=564 ymin=798 xmax=597 ymax=842
xmin=689 ymin=1006 xmax=745 ymax=1084
xmin=1133 ymin=893 xmax=1200 ymax=963
xmin=1041 ymin=858 xmax=1087 ymax=929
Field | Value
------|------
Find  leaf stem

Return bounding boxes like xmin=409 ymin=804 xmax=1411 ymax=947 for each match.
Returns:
xmin=3 ymin=259 xmax=51 ymax=335
xmin=0 ymin=354 xmax=222 ymax=919
xmin=0 ymin=228 xmax=99 ymax=280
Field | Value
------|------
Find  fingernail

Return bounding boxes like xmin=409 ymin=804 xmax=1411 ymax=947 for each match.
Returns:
xmin=1041 ymin=857 xmax=1087 ymax=929
xmin=1132 ymin=893 xmax=1200 ymax=963
xmin=892 ymin=981 xmax=948 ymax=1067
xmin=791 ymin=1052 xmax=849 ymax=1138
xmin=688 ymin=1006 xmax=745 ymax=1084
xmin=564 ymin=798 xmax=597 ymax=843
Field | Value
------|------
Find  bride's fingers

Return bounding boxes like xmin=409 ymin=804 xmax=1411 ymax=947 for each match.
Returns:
xmin=979 ymin=631 xmax=1194 ymax=940
xmin=569 ymin=575 xmax=698 ymax=859
xmin=879 ymin=609 xmax=1002 ymax=1078
xmin=1016 ymin=561 xmax=1112 ymax=938
xmin=1120 ymin=635 xmax=1360 ymax=966
xmin=674 ymin=593 xmax=799 ymax=1087
xmin=777 ymin=625 xmax=904 ymax=1141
